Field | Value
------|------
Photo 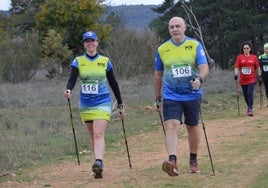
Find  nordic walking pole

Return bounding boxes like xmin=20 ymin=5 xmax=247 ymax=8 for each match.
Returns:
xmin=158 ymin=112 xmax=166 ymax=135
xmin=67 ymin=98 xmax=80 ymax=165
xmin=155 ymin=99 xmax=166 ymax=135
xmin=120 ymin=112 xmax=132 ymax=168
xmin=196 ymin=91 xmax=215 ymax=176
xmin=235 ymin=80 xmax=240 ymax=116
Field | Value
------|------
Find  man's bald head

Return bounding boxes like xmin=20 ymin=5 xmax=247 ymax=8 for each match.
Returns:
xmin=168 ymin=17 xmax=187 ymax=43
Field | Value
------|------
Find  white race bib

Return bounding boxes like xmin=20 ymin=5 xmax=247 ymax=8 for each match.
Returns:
xmin=172 ymin=64 xmax=192 ymax=78
xmin=241 ymin=67 xmax=251 ymax=75
xmin=81 ymin=80 xmax=99 ymax=94
xmin=263 ymin=65 xmax=268 ymax=72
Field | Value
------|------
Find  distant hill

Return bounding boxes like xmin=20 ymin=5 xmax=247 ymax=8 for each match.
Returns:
xmin=105 ymin=5 xmax=160 ymax=31
xmin=0 ymin=10 xmax=10 ymax=16
xmin=1 ymin=5 xmax=160 ymax=31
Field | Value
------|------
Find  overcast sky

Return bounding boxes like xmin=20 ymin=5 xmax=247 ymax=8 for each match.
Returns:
xmin=0 ymin=0 xmax=164 ymax=10
xmin=0 ymin=0 xmax=11 ymax=10
xmin=105 ymin=0 xmax=164 ymax=6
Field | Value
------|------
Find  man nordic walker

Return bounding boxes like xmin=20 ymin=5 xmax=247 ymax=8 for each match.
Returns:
xmin=154 ymin=17 xmax=209 ymax=176
xmin=64 ymin=31 xmax=124 ymax=179
xmin=259 ymin=43 xmax=268 ymax=107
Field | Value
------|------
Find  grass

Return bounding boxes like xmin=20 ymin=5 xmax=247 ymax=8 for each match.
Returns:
xmin=0 ymin=70 xmax=267 ymax=187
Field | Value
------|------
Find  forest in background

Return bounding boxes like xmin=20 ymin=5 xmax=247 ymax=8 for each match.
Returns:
xmin=0 ymin=0 xmax=267 ymax=83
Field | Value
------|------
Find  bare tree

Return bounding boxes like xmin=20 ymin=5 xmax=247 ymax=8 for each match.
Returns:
xmin=181 ymin=2 xmax=215 ymax=70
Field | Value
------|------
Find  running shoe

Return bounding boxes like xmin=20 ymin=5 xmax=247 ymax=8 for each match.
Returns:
xmin=247 ymin=109 xmax=253 ymax=116
xmin=162 ymin=160 xmax=178 ymax=176
xmin=189 ymin=160 xmax=200 ymax=173
xmin=92 ymin=160 xmax=104 ymax=179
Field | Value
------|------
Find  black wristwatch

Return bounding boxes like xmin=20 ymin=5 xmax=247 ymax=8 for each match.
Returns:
xmin=197 ymin=77 xmax=203 ymax=83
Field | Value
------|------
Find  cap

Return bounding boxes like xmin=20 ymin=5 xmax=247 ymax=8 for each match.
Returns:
xmin=83 ymin=31 xmax=98 ymax=42
xmin=264 ymin=43 xmax=268 ymax=49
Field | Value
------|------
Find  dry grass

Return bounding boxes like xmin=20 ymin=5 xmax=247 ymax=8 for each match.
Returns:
xmin=1 ymin=71 xmax=267 ymax=187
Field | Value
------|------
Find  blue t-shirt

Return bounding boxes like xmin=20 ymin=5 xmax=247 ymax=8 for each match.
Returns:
xmin=155 ymin=36 xmax=208 ymax=101
xmin=71 ymin=54 xmax=113 ymax=108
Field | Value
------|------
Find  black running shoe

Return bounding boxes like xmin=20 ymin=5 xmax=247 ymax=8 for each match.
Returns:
xmin=92 ymin=160 xmax=104 ymax=179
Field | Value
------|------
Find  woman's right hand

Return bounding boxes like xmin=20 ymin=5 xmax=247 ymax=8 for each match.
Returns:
xmin=64 ymin=89 xmax=72 ymax=99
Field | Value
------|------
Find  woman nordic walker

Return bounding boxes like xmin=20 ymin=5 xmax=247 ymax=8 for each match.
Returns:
xmin=64 ymin=31 xmax=124 ymax=179
xmin=259 ymin=43 xmax=268 ymax=107
xmin=154 ymin=16 xmax=209 ymax=176
xmin=234 ymin=42 xmax=262 ymax=116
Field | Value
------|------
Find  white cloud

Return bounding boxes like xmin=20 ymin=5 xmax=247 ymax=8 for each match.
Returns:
xmin=0 ymin=0 xmax=164 ymax=11
xmin=0 ymin=0 xmax=11 ymax=11
xmin=105 ymin=0 xmax=164 ymax=6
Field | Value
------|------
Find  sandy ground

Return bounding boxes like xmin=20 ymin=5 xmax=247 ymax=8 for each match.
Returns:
xmin=1 ymin=105 xmax=267 ymax=188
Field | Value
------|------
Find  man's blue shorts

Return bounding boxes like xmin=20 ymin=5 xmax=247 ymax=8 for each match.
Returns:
xmin=163 ymin=99 xmax=200 ymax=126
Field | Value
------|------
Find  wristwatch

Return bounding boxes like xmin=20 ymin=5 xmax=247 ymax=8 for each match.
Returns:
xmin=197 ymin=77 xmax=203 ymax=83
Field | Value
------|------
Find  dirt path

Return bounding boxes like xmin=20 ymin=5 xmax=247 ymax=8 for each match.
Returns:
xmin=1 ymin=106 xmax=268 ymax=188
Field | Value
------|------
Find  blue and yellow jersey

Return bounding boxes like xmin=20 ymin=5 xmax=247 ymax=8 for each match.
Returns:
xmin=259 ymin=54 xmax=268 ymax=74
xmin=71 ymin=54 xmax=113 ymax=108
xmin=155 ymin=36 xmax=208 ymax=101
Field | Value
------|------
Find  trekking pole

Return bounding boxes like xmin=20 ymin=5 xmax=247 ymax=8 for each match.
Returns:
xmin=158 ymin=112 xmax=166 ymax=136
xmin=235 ymin=80 xmax=240 ymax=116
xmin=156 ymin=100 xmax=166 ymax=135
xmin=67 ymin=98 xmax=80 ymax=165
xmin=196 ymin=91 xmax=215 ymax=176
xmin=120 ymin=113 xmax=132 ymax=168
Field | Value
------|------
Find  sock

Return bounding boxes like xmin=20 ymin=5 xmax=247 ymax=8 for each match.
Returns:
xmin=96 ymin=159 xmax=102 ymax=163
xmin=169 ymin=155 xmax=177 ymax=162
xmin=190 ymin=153 xmax=197 ymax=161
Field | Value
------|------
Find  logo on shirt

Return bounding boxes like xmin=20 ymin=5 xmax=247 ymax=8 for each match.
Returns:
xmin=200 ymin=49 xmax=205 ymax=56
xmin=185 ymin=45 xmax=193 ymax=50
xmin=97 ymin=62 xmax=105 ymax=68
xmin=164 ymin=49 xmax=170 ymax=52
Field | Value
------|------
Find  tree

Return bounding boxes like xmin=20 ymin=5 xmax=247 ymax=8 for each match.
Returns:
xmin=180 ymin=2 xmax=215 ymax=68
xmin=190 ymin=0 xmax=268 ymax=69
xmin=8 ymin=0 xmax=46 ymax=33
xmin=0 ymin=32 xmax=42 ymax=83
xmin=42 ymin=29 xmax=73 ymax=76
xmin=35 ymin=0 xmax=111 ymax=54
xmin=150 ymin=0 xmax=268 ymax=70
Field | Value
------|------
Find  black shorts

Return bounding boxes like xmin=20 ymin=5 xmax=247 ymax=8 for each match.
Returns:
xmin=163 ymin=99 xmax=200 ymax=126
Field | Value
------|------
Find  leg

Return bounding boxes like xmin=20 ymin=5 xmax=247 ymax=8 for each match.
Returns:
xmin=161 ymin=119 xmax=180 ymax=176
xmin=88 ymin=120 xmax=108 ymax=179
xmin=164 ymin=120 xmax=180 ymax=155
xmin=86 ymin=122 xmax=94 ymax=154
xmin=244 ymin=83 xmax=255 ymax=116
xmin=186 ymin=125 xmax=200 ymax=155
xmin=264 ymin=77 xmax=268 ymax=106
xmin=91 ymin=119 xmax=108 ymax=160
xmin=246 ymin=83 xmax=255 ymax=110
xmin=161 ymin=100 xmax=181 ymax=176
xmin=241 ymin=84 xmax=249 ymax=107
xmin=263 ymin=75 xmax=268 ymax=99
xmin=184 ymin=99 xmax=201 ymax=173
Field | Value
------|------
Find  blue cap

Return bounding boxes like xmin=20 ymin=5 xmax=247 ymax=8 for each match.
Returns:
xmin=83 ymin=31 xmax=98 ymax=42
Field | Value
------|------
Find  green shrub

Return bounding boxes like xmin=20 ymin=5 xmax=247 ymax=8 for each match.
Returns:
xmin=0 ymin=32 xmax=42 ymax=83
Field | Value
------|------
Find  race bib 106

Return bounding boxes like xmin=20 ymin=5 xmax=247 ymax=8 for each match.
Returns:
xmin=172 ymin=64 xmax=192 ymax=78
